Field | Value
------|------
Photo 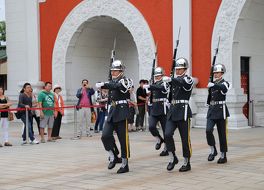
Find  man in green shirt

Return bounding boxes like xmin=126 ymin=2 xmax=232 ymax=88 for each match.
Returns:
xmin=38 ymin=82 xmax=55 ymax=143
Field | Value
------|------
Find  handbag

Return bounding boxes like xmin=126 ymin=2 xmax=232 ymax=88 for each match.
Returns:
xmin=91 ymin=111 xmax=97 ymax=123
xmin=14 ymin=111 xmax=22 ymax=119
xmin=8 ymin=112 xmax=14 ymax=121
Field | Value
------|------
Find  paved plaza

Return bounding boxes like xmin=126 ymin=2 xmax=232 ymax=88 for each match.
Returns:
xmin=0 ymin=122 xmax=264 ymax=190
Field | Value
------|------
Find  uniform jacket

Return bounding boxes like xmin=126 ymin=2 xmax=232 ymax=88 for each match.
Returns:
xmin=149 ymin=80 xmax=169 ymax=116
xmin=103 ymin=76 xmax=131 ymax=123
xmin=167 ymin=75 xmax=193 ymax=121
xmin=207 ymin=78 xmax=230 ymax=119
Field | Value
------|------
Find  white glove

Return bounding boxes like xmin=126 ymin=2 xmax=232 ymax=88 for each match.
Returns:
xmin=143 ymin=84 xmax=150 ymax=89
xmin=207 ymin=82 xmax=214 ymax=88
xmin=162 ymin=76 xmax=171 ymax=83
xmin=95 ymin=82 xmax=104 ymax=88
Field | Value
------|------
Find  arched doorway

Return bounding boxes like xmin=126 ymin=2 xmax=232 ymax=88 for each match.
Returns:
xmin=65 ymin=16 xmax=139 ymax=100
xmin=212 ymin=0 xmax=264 ymax=127
xmin=52 ymin=0 xmax=155 ymax=100
xmin=233 ymin=0 xmax=264 ymax=126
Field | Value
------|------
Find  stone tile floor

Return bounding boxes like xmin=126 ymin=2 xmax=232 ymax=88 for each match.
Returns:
xmin=0 ymin=122 xmax=263 ymax=190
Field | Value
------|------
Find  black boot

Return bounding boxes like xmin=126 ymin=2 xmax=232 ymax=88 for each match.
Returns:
xmin=117 ymin=158 xmax=129 ymax=174
xmin=108 ymin=158 xmax=117 ymax=170
xmin=208 ymin=146 xmax=218 ymax=161
xmin=167 ymin=152 xmax=178 ymax=171
xmin=108 ymin=150 xmax=118 ymax=170
xmin=155 ymin=137 xmax=164 ymax=150
xmin=179 ymin=162 xmax=191 ymax=172
xmin=160 ymin=150 xmax=169 ymax=156
xmin=179 ymin=157 xmax=191 ymax=172
xmin=217 ymin=152 xmax=227 ymax=164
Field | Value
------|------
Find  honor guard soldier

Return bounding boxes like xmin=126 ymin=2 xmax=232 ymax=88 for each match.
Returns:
xmin=163 ymin=57 xmax=194 ymax=172
xmin=96 ymin=60 xmax=133 ymax=174
xmin=143 ymin=67 xmax=170 ymax=156
xmin=206 ymin=64 xmax=230 ymax=164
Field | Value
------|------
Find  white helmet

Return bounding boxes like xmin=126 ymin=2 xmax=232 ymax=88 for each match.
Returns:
xmin=213 ymin=64 xmax=226 ymax=73
xmin=154 ymin=67 xmax=164 ymax=77
xmin=110 ymin=60 xmax=125 ymax=71
xmin=175 ymin=57 xmax=189 ymax=69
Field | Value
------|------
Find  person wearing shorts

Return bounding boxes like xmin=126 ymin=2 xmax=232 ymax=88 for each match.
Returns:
xmin=38 ymin=82 xmax=55 ymax=143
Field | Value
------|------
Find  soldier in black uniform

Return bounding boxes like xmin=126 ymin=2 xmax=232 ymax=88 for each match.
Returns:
xmin=206 ymin=64 xmax=230 ymax=164
xmin=163 ymin=57 xmax=194 ymax=172
xmin=143 ymin=67 xmax=170 ymax=156
xmin=96 ymin=60 xmax=133 ymax=174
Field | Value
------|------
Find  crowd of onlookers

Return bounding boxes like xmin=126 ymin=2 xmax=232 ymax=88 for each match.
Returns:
xmin=0 ymin=78 xmax=150 ymax=147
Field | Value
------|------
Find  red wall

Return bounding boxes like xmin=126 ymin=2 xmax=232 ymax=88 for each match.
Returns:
xmin=39 ymin=0 xmax=172 ymax=82
xmin=192 ymin=0 xmax=221 ymax=88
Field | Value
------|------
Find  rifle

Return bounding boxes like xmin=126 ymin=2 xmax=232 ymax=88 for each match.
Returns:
xmin=207 ymin=36 xmax=221 ymax=105
xmin=170 ymin=27 xmax=181 ymax=78
xmin=108 ymin=37 xmax=116 ymax=81
xmin=150 ymin=42 xmax=158 ymax=84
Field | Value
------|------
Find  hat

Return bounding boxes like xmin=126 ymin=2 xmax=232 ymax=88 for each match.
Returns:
xmin=53 ymin=84 xmax=62 ymax=91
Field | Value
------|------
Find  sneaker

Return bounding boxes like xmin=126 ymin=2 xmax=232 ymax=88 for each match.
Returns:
xmin=21 ymin=140 xmax=27 ymax=145
xmin=31 ymin=139 xmax=39 ymax=144
xmin=87 ymin=133 xmax=92 ymax=137
xmin=4 ymin=142 xmax=12 ymax=146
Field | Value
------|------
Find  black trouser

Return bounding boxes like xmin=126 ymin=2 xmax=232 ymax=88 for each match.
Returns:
xmin=135 ymin=105 xmax=145 ymax=127
xmin=52 ymin=112 xmax=62 ymax=137
xmin=206 ymin=118 xmax=228 ymax=153
xmin=101 ymin=119 xmax=130 ymax=158
xmin=165 ymin=119 xmax=192 ymax=158
xmin=149 ymin=115 xmax=167 ymax=140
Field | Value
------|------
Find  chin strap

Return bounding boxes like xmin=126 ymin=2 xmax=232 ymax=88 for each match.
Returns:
xmin=175 ymin=70 xmax=187 ymax=78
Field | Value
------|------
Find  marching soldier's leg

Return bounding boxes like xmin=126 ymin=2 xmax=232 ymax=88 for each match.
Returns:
xmin=159 ymin=115 xmax=169 ymax=156
xmin=216 ymin=119 xmax=228 ymax=164
xmin=178 ymin=119 xmax=192 ymax=172
xmin=149 ymin=115 xmax=164 ymax=151
xmin=101 ymin=121 xmax=117 ymax=169
xmin=115 ymin=120 xmax=130 ymax=174
xmin=206 ymin=119 xmax=218 ymax=161
xmin=164 ymin=120 xmax=178 ymax=171
xmin=113 ymin=141 xmax=122 ymax=163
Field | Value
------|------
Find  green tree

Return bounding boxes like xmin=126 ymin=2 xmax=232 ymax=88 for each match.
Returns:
xmin=0 ymin=21 xmax=6 ymax=46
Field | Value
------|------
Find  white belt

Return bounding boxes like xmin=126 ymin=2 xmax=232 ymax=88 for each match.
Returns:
xmin=171 ymin=100 xmax=189 ymax=104
xmin=152 ymin=98 xmax=167 ymax=103
xmin=112 ymin=100 xmax=127 ymax=106
xmin=210 ymin=101 xmax=226 ymax=105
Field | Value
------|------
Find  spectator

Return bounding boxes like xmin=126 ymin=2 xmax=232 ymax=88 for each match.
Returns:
xmin=18 ymin=83 xmax=39 ymax=144
xmin=0 ymin=86 xmax=13 ymax=147
xmin=94 ymin=86 xmax=108 ymax=133
xmin=76 ymin=79 xmax=95 ymax=138
xmin=128 ymin=86 xmax=137 ymax=132
xmin=38 ymin=82 xmax=55 ymax=143
xmin=51 ymin=84 xmax=64 ymax=140
xmin=135 ymin=80 xmax=147 ymax=131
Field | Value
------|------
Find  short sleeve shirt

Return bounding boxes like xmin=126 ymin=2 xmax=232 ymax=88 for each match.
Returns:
xmin=38 ymin=90 xmax=54 ymax=116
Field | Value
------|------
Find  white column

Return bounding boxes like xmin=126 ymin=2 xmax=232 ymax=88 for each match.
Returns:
xmin=6 ymin=0 xmax=44 ymax=99
xmin=173 ymin=0 xmax=192 ymax=72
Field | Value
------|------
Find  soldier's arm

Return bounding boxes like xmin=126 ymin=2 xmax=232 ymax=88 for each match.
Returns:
xmin=213 ymin=81 xmax=229 ymax=94
xmin=103 ymin=81 xmax=122 ymax=89
xmin=172 ymin=76 xmax=193 ymax=91
xmin=150 ymin=82 xmax=170 ymax=94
